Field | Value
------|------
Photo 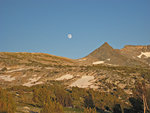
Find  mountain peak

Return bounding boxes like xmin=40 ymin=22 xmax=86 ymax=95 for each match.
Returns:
xmin=85 ymin=42 xmax=114 ymax=60
xmin=100 ymin=42 xmax=113 ymax=50
xmin=103 ymin=42 xmax=109 ymax=45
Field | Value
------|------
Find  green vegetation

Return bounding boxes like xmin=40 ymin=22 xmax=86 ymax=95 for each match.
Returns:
xmin=0 ymin=52 xmax=150 ymax=112
xmin=0 ymin=80 xmax=149 ymax=113
xmin=6 ymin=84 xmax=128 ymax=112
xmin=0 ymin=52 xmax=74 ymax=67
xmin=84 ymin=108 xmax=96 ymax=113
xmin=40 ymin=100 xmax=64 ymax=113
xmin=133 ymin=82 xmax=150 ymax=113
xmin=0 ymin=87 xmax=16 ymax=113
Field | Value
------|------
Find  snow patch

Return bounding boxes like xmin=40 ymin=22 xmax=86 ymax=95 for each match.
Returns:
xmin=45 ymin=67 xmax=53 ymax=69
xmin=6 ymin=68 xmax=26 ymax=73
xmin=70 ymin=76 xmax=95 ymax=88
xmin=90 ymin=85 xmax=99 ymax=89
xmin=56 ymin=74 xmax=73 ymax=80
xmin=28 ymin=77 xmax=41 ymax=82
xmin=23 ymin=76 xmax=41 ymax=87
xmin=107 ymin=58 xmax=110 ymax=61
xmin=22 ymin=74 xmax=27 ymax=77
xmin=34 ymin=81 xmax=43 ymax=85
xmin=33 ymin=74 xmax=37 ymax=77
xmin=93 ymin=61 xmax=104 ymax=65
xmin=137 ymin=52 xmax=150 ymax=58
xmin=0 ymin=75 xmax=15 ymax=81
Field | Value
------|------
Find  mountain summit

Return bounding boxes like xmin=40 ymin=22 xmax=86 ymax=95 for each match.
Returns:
xmin=100 ymin=42 xmax=113 ymax=49
xmin=86 ymin=42 xmax=114 ymax=60
xmin=81 ymin=42 xmax=147 ymax=66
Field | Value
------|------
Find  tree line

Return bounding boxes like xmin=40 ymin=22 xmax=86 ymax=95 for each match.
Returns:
xmin=0 ymin=81 xmax=150 ymax=113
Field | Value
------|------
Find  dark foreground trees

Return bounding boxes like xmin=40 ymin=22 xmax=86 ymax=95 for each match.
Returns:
xmin=32 ymin=85 xmax=72 ymax=113
xmin=40 ymin=99 xmax=64 ymax=113
xmin=0 ymin=87 xmax=16 ymax=113
xmin=84 ymin=107 xmax=96 ymax=113
xmin=122 ymin=81 xmax=150 ymax=113
xmin=31 ymin=83 xmax=150 ymax=113
xmin=134 ymin=81 xmax=150 ymax=113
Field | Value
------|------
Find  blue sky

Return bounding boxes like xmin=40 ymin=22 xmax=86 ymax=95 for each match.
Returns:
xmin=0 ymin=0 xmax=150 ymax=59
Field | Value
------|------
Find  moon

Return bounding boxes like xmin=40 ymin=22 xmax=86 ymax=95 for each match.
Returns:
xmin=67 ymin=34 xmax=72 ymax=39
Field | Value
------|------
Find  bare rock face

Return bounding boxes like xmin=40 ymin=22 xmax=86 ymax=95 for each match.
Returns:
xmin=79 ymin=42 xmax=149 ymax=67
xmin=120 ymin=45 xmax=150 ymax=56
xmin=120 ymin=45 xmax=150 ymax=65
xmin=86 ymin=42 xmax=115 ymax=60
xmin=122 ymin=45 xmax=150 ymax=52
xmin=0 ymin=43 xmax=150 ymax=96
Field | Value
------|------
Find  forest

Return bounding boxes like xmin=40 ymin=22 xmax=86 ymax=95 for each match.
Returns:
xmin=0 ymin=81 xmax=150 ymax=113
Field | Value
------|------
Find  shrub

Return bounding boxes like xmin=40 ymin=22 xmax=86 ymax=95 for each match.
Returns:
xmin=54 ymin=86 xmax=72 ymax=107
xmin=40 ymin=98 xmax=64 ymax=113
xmin=0 ymin=87 xmax=16 ymax=113
xmin=32 ymin=87 xmax=54 ymax=107
xmin=84 ymin=107 xmax=96 ymax=113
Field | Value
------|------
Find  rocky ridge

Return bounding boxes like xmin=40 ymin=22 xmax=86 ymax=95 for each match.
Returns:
xmin=0 ymin=43 xmax=150 ymax=96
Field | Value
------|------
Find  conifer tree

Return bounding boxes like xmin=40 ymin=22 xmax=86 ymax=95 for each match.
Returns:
xmin=0 ymin=87 xmax=16 ymax=113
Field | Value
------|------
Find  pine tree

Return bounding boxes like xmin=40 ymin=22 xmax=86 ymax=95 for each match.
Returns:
xmin=84 ymin=107 xmax=96 ymax=113
xmin=40 ymin=99 xmax=64 ymax=113
xmin=0 ymin=87 xmax=16 ymax=113
xmin=135 ymin=81 xmax=150 ymax=113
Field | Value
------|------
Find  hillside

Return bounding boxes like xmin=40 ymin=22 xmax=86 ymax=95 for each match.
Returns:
xmin=0 ymin=44 xmax=150 ymax=113
xmin=120 ymin=45 xmax=150 ymax=65
xmin=0 ymin=43 xmax=150 ymax=88
xmin=0 ymin=52 xmax=76 ymax=67
xmin=78 ymin=42 xmax=150 ymax=67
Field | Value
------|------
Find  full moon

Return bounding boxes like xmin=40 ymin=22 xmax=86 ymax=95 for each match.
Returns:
xmin=67 ymin=34 xmax=72 ymax=39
